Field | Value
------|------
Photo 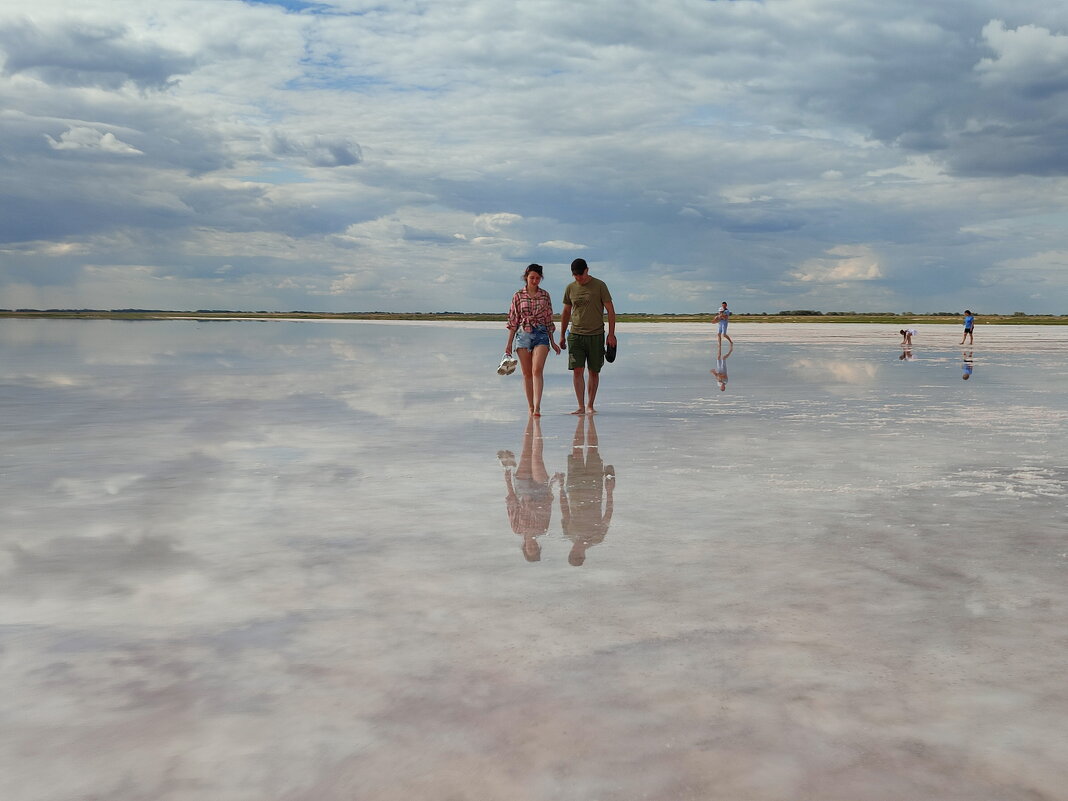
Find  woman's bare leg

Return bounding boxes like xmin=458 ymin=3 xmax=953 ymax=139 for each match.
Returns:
xmin=530 ymin=345 xmax=549 ymax=415
xmin=516 ymin=348 xmax=535 ymax=413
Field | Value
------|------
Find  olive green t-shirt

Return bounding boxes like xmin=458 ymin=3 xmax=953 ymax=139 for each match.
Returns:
xmin=562 ymin=277 xmax=612 ymax=335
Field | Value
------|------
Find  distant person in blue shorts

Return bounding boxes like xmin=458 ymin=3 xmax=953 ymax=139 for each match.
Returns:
xmin=961 ymin=310 xmax=974 ymax=345
xmin=715 ymin=301 xmax=733 ymax=345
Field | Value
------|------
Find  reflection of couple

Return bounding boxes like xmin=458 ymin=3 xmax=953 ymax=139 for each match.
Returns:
xmin=498 ymin=416 xmax=615 ymax=565
xmin=710 ymin=340 xmax=733 ymax=391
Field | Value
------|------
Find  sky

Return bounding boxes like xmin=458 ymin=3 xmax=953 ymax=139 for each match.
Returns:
xmin=2 ymin=0 xmax=1068 ymax=314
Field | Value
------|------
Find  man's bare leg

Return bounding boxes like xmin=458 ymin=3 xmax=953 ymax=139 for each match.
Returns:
xmin=571 ymin=368 xmax=586 ymax=414
xmin=586 ymin=370 xmax=600 ymax=414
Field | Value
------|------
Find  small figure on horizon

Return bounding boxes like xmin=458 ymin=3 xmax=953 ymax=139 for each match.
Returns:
xmin=559 ymin=258 xmax=616 ymax=415
xmin=715 ymin=301 xmax=733 ymax=345
xmin=961 ymin=310 xmax=975 ymax=345
xmin=505 ymin=264 xmax=561 ymax=417
xmin=899 ymin=328 xmax=917 ymax=346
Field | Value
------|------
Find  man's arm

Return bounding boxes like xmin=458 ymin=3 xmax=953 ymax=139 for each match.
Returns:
xmin=604 ymin=299 xmax=616 ymax=344
xmin=559 ymin=304 xmax=571 ymax=348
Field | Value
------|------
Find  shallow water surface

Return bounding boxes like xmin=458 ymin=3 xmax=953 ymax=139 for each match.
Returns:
xmin=2 ymin=320 xmax=1067 ymax=800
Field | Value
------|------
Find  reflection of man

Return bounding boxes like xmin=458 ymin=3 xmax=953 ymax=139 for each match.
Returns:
xmin=559 ymin=416 xmax=614 ymax=566
xmin=499 ymin=417 xmax=553 ymax=562
xmin=962 ymin=351 xmax=974 ymax=380
xmin=559 ymin=258 xmax=616 ymax=415
xmin=710 ymin=341 xmax=732 ymax=391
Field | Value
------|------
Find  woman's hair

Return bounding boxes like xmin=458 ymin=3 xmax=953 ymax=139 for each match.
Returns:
xmin=523 ymin=263 xmax=544 ymax=279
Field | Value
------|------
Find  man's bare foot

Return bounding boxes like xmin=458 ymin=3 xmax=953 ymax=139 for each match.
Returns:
xmin=570 ymin=408 xmax=585 ymax=415
xmin=587 ymin=407 xmax=597 ymax=414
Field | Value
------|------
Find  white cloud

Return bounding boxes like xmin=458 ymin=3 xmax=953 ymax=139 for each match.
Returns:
xmin=2 ymin=0 xmax=1068 ymax=312
xmin=792 ymin=246 xmax=883 ymax=284
xmin=537 ymin=240 xmax=585 ymax=250
xmin=975 ymin=21 xmax=1068 ymax=91
xmin=45 ymin=126 xmax=143 ymax=155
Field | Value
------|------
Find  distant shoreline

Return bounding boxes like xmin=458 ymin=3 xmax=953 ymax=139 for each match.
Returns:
xmin=2 ymin=310 xmax=1066 ymax=325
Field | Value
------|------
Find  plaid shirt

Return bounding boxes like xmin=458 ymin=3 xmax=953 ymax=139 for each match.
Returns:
xmin=507 ymin=288 xmax=556 ymax=333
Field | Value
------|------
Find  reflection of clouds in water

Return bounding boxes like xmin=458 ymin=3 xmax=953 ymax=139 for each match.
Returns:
xmin=3 ymin=535 xmax=199 ymax=600
xmin=792 ymin=358 xmax=879 ymax=384
xmin=51 ymin=473 xmax=144 ymax=498
xmin=934 ymin=466 xmax=1068 ymax=499
xmin=5 ymin=320 xmax=1068 ymax=800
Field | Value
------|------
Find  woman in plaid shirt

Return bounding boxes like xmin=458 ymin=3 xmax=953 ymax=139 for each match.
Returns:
xmin=505 ymin=264 xmax=562 ymax=416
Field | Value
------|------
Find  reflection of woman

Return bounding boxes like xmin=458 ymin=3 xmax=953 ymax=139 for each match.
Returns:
xmin=505 ymin=264 xmax=561 ymax=417
xmin=499 ymin=417 xmax=555 ymax=562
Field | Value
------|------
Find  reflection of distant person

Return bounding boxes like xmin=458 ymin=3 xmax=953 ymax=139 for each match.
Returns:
xmin=499 ymin=417 xmax=554 ymax=562
xmin=962 ymin=351 xmax=974 ymax=380
xmin=710 ymin=341 xmax=733 ymax=390
xmin=961 ymin=310 xmax=974 ymax=345
xmin=899 ymin=328 xmax=916 ymax=346
xmin=559 ymin=258 xmax=616 ymax=416
xmin=899 ymin=348 xmax=915 ymax=361
xmin=505 ymin=264 xmax=561 ymax=417
xmin=559 ymin=416 xmax=614 ymax=566
xmin=714 ymin=301 xmax=733 ymax=345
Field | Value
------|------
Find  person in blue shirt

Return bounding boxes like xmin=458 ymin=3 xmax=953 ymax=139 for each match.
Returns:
xmin=715 ymin=301 xmax=733 ymax=345
xmin=961 ymin=310 xmax=974 ymax=345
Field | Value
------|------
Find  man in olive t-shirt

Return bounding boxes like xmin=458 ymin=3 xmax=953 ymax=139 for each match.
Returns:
xmin=558 ymin=258 xmax=616 ymax=415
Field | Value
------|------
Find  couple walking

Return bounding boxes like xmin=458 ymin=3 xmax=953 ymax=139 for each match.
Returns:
xmin=504 ymin=258 xmax=617 ymax=416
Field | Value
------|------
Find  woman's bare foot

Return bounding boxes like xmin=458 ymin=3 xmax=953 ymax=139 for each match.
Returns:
xmin=587 ymin=407 xmax=596 ymax=414
xmin=533 ymin=407 xmax=541 ymax=417
xmin=570 ymin=407 xmax=585 ymax=415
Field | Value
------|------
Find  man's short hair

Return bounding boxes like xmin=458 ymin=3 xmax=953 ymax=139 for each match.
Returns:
xmin=570 ymin=258 xmax=588 ymax=275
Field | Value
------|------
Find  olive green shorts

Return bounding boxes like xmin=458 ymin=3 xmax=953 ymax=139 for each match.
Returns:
xmin=567 ymin=332 xmax=605 ymax=373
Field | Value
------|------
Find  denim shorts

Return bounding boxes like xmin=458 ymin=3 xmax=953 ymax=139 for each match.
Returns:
xmin=515 ymin=326 xmax=551 ymax=350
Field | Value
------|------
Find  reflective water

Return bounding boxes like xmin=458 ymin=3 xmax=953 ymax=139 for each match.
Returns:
xmin=3 ymin=320 xmax=1067 ymax=801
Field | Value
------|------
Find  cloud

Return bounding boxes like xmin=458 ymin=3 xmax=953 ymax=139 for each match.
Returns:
xmin=267 ymin=131 xmax=362 ymax=167
xmin=537 ymin=240 xmax=585 ymax=250
xmin=45 ymin=126 xmax=143 ymax=154
xmin=975 ymin=21 xmax=1068 ymax=97
xmin=0 ymin=19 xmax=194 ymax=90
xmin=792 ymin=246 xmax=883 ymax=284
xmin=2 ymin=0 xmax=1068 ymax=313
